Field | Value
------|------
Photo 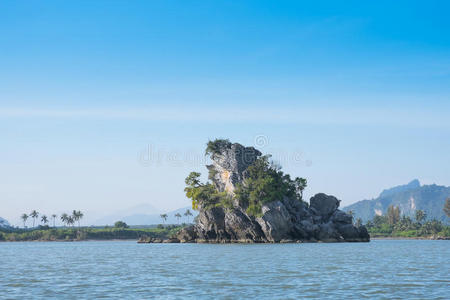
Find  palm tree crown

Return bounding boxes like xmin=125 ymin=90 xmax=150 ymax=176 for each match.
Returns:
xmin=174 ymin=213 xmax=182 ymax=224
xmin=41 ymin=215 xmax=48 ymax=225
xmin=30 ymin=210 xmax=39 ymax=227
xmin=51 ymin=214 xmax=57 ymax=227
xmin=21 ymin=213 xmax=29 ymax=228
xmin=72 ymin=210 xmax=84 ymax=227
xmin=60 ymin=213 xmax=69 ymax=227
xmin=160 ymin=214 xmax=168 ymax=224
xmin=67 ymin=216 xmax=75 ymax=227
xmin=184 ymin=209 xmax=193 ymax=223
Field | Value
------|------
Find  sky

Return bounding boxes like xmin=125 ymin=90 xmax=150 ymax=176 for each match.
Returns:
xmin=1 ymin=1 xmax=450 ymax=226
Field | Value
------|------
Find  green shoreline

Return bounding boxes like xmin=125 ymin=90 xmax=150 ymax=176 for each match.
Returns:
xmin=2 ymin=224 xmax=449 ymax=242
xmin=0 ymin=226 xmax=183 ymax=242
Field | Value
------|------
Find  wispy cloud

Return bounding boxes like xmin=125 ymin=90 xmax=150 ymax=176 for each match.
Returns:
xmin=0 ymin=106 xmax=448 ymax=129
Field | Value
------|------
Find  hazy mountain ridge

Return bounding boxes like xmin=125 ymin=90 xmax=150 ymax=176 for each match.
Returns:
xmin=343 ymin=180 xmax=450 ymax=223
xmin=94 ymin=206 xmax=198 ymax=225
xmin=0 ymin=217 xmax=11 ymax=228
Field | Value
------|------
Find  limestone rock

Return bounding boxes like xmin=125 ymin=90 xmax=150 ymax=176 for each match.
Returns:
xmin=256 ymin=201 xmax=294 ymax=242
xmin=175 ymin=141 xmax=370 ymax=243
xmin=310 ymin=193 xmax=340 ymax=217
xmin=207 ymin=143 xmax=261 ymax=194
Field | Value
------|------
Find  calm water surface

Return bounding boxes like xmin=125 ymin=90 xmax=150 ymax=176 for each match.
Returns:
xmin=0 ymin=240 xmax=449 ymax=299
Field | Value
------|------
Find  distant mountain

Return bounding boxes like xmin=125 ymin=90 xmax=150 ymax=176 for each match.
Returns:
xmin=343 ymin=180 xmax=450 ymax=223
xmin=379 ymin=179 xmax=421 ymax=198
xmin=93 ymin=206 xmax=198 ymax=225
xmin=0 ymin=217 xmax=11 ymax=228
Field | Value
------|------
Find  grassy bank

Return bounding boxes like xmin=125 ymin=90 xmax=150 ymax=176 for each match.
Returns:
xmin=0 ymin=225 xmax=183 ymax=242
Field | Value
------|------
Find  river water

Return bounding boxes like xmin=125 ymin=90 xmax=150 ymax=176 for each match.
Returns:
xmin=0 ymin=240 xmax=448 ymax=299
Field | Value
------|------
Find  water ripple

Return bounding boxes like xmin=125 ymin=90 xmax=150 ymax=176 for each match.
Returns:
xmin=0 ymin=240 xmax=448 ymax=299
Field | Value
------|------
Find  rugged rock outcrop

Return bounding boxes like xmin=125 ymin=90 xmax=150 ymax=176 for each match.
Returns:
xmin=207 ymin=142 xmax=261 ymax=195
xmin=176 ymin=141 xmax=369 ymax=243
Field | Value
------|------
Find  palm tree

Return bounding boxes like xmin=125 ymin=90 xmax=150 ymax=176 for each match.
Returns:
xmin=41 ymin=215 xmax=49 ymax=226
xmin=60 ymin=213 xmax=69 ymax=227
xmin=30 ymin=210 xmax=39 ymax=228
xmin=51 ymin=214 xmax=57 ymax=227
xmin=77 ymin=211 xmax=84 ymax=227
xmin=184 ymin=209 xmax=193 ymax=223
xmin=415 ymin=210 xmax=426 ymax=224
xmin=72 ymin=210 xmax=84 ymax=228
xmin=174 ymin=213 xmax=182 ymax=224
xmin=387 ymin=205 xmax=400 ymax=225
xmin=160 ymin=214 xmax=168 ymax=224
xmin=67 ymin=216 xmax=75 ymax=227
xmin=21 ymin=213 xmax=29 ymax=228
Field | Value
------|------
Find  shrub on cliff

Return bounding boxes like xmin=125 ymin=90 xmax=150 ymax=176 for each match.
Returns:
xmin=184 ymin=154 xmax=307 ymax=216
xmin=205 ymin=139 xmax=231 ymax=156
xmin=235 ymin=155 xmax=307 ymax=216
xmin=184 ymin=172 xmax=232 ymax=210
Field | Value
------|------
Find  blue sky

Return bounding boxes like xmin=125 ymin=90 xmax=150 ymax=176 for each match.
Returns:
xmin=1 ymin=1 xmax=449 ymax=225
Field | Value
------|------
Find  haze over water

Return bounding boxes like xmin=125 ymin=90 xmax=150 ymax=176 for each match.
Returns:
xmin=1 ymin=240 xmax=448 ymax=299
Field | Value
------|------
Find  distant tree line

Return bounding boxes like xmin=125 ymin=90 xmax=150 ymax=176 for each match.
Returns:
xmin=0 ymin=225 xmax=183 ymax=242
xmin=20 ymin=210 xmax=84 ymax=229
xmin=159 ymin=209 xmax=193 ymax=225
xmin=365 ymin=203 xmax=450 ymax=237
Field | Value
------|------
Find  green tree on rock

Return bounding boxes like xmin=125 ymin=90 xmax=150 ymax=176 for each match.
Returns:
xmin=205 ymin=139 xmax=231 ymax=156
xmin=184 ymin=172 xmax=229 ymax=210
xmin=234 ymin=155 xmax=307 ymax=216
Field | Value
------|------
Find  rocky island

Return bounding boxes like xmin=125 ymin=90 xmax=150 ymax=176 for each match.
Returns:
xmin=146 ymin=139 xmax=369 ymax=243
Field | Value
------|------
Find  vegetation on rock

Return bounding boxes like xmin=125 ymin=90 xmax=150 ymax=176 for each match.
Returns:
xmin=179 ymin=139 xmax=369 ymax=243
xmin=205 ymin=139 xmax=232 ymax=156
xmin=234 ymin=155 xmax=307 ymax=216
xmin=184 ymin=172 xmax=232 ymax=210
xmin=186 ymin=143 xmax=307 ymax=216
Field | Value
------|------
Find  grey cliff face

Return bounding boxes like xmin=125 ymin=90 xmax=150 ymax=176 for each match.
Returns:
xmin=177 ymin=142 xmax=369 ymax=243
xmin=207 ymin=143 xmax=261 ymax=194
